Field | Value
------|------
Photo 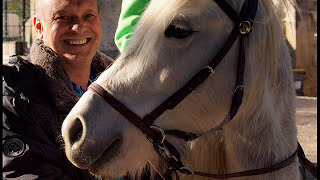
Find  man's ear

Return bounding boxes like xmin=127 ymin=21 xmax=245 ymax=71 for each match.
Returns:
xmin=34 ymin=15 xmax=44 ymax=39
xmin=99 ymin=14 xmax=102 ymax=24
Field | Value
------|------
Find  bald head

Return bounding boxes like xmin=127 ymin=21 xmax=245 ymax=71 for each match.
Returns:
xmin=35 ymin=0 xmax=46 ymax=18
xmin=36 ymin=0 xmax=100 ymax=19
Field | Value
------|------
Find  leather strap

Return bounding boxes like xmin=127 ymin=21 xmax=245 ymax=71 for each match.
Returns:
xmin=142 ymin=66 xmax=214 ymax=126
xmin=228 ymin=0 xmax=258 ymax=119
xmin=191 ymin=149 xmax=298 ymax=178
xmin=297 ymin=142 xmax=318 ymax=178
xmin=164 ymin=130 xmax=198 ymax=141
xmin=213 ymin=0 xmax=241 ymax=23
xmin=88 ymin=83 xmax=158 ymax=142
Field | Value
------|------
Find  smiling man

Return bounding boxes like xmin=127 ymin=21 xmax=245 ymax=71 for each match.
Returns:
xmin=35 ymin=0 xmax=103 ymax=89
xmin=2 ymin=0 xmax=114 ymax=179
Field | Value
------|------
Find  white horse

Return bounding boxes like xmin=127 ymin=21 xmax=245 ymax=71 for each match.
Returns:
xmin=62 ymin=0 xmax=300 ymax=179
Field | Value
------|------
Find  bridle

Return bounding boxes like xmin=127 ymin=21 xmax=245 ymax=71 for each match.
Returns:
xmin=88 ymin=0 xmax=317 ymax=179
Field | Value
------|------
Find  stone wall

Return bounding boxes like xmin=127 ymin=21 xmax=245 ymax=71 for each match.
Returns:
xmin=98 ymin=0 xmax=122 ymax=59
xmin=296 ymin=0 xmax=317 ymax=97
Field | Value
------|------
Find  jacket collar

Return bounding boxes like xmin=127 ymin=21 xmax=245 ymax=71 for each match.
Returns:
xmin=28 ymin=39 xmax=113 ymax=115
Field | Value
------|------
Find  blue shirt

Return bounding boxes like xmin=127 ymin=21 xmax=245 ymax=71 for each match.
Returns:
xmin=71 ymin=75 xmax=94 ymax=98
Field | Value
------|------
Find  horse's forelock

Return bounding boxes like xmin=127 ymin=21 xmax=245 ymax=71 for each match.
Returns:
xmin=121 ymin=0 xmax=189 ymax=59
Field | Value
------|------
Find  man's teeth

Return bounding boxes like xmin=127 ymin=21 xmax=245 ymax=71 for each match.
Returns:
xmin=66 ymin=39 xmax=88 ymax=45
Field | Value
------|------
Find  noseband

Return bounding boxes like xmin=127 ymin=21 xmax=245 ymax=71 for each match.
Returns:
xmin=88 ymin=0 xmax=317 ymax=179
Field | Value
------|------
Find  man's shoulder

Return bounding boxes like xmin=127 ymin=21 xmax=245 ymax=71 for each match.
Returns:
xmin=3 ymin=55 xmax=42 ymax=89
xmin=6 ymin=55 xmax=35 ymax=69
xmin=3 ymin=55 xmax=50 ymax=106
xmin=3 ymin=55 xmax=39 ymax=82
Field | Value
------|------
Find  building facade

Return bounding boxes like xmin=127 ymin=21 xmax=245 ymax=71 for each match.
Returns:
xmin=295 ymin=0 xmax=317 ymax=97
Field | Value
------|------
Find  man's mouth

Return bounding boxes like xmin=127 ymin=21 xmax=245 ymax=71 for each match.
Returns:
xmin=64 ymin=38 xmax=91 ymax=45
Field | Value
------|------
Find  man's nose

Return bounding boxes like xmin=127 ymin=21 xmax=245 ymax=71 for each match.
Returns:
xmin=71 ymin=19 xmax=85 ymax=34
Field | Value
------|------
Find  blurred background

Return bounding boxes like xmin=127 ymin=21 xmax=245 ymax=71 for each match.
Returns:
xmin=2 ymin=0 xmax=317 ymax=178
xmin=2 ymin=0 xmax=317 ymax=97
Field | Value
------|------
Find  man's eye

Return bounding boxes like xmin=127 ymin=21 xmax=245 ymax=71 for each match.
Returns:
xmin=85 ymin=14 xmax=95 ymax=19
xmin=55 ymin=16 xmax=67 ymax=20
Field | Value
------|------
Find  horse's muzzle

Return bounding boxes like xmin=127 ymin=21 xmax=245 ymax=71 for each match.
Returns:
xmin=62 ymin=115 xmax=122 ymax=169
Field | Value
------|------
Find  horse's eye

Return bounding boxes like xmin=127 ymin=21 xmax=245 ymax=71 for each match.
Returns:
xmin=164 ymin=24 xmax=194 ymax=39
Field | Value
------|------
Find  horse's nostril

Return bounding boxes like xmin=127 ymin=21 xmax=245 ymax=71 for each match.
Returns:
xmin=69 ymin=118 xmax=83 ymax=145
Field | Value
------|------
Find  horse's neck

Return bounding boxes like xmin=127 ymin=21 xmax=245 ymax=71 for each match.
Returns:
xmin=218 ymin=22 xmax=300 ymax=177
xmin=222 ymin=91 xmax=299 ymax=179
xmin=182 ymin=131 xmax=228 ymax=180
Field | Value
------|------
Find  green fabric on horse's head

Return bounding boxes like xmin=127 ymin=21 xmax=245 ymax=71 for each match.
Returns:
xmin=115 ymin=0 xmax=151 ymax=53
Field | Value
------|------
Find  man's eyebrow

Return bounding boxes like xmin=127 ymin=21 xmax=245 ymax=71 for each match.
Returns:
xmin=83 ymin=8 xmax=99 ymax=14
xmin=52 ymin=9 xmax=69 ymax=16
xmin=52 ymin=8 xmax=98 ymax=16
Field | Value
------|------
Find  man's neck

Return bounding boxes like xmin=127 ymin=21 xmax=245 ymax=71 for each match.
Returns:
xmin=61 ymin=61 xmax=92 ymax=90
xmin=69 ymin=70 xmax=91 ymax=90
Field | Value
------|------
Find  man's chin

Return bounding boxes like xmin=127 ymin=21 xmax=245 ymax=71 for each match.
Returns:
xmin=60 ymin=53 xmax=95 ymax=64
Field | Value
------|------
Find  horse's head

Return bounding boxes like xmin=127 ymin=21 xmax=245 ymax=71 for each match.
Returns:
xmin=62 ymin=0 xmax=295 ymax=178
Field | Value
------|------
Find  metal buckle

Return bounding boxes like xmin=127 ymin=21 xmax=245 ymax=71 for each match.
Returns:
xmin=180 ymin=167 xmax=195 ymax=175
xmin=233 ymin=85 xmax=245 ymax=94
xmin=146 ymin=125 xmax=165 ymax=144
xmin=145 ymin=126 xmax=179 ymax=161
xmin=158 ymin=144 xmax=179 ymax=162
xmin=205 ymin=66 xmax=214 ymax=74
xmin=239 ymin=21 xmax=252 ymax=35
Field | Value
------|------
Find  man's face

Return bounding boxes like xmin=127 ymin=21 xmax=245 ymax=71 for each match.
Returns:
xmin=35 ymin=0 xmax=102 ymax=67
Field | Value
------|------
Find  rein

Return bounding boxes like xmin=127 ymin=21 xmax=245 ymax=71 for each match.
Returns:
xmin=88 ymin=0 xmax=317 ymax=179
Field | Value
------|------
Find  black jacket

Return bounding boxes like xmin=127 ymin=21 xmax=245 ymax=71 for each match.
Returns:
xmin=3 ymin=56 xmax=96 ymax=179
xmin=3 ymin=40 xmax=113 ymax=179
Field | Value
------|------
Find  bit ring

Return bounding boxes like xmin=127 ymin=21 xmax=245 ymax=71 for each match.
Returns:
xmin=146 ymin=125 xmax=165 ymax=144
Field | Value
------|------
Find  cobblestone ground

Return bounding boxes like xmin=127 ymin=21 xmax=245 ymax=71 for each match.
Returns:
xmin=296 ymin=96 xmax=317 ymax=180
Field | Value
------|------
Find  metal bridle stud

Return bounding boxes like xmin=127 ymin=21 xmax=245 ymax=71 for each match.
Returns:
xmin=234 ymin=85 xmax=245 ymax=94
xmin=158 ymin=143 xmax=179 ymax=161
xmin=239 ymin=20 xmax=252 ymax=35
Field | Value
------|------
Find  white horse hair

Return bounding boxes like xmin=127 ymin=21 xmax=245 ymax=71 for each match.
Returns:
xmin=62 ymin=0 xmax=300 ymax=179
